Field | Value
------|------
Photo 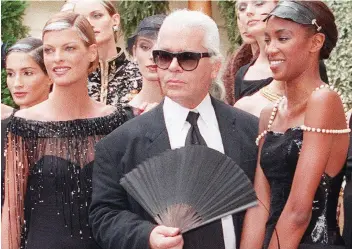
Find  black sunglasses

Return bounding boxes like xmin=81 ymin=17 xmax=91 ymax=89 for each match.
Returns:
xmin=152 ymin=50 xmax=213 ymax=71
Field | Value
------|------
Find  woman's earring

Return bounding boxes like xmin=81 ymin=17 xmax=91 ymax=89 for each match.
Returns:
xmin=113 ymin=25 xmax=119 ymax=32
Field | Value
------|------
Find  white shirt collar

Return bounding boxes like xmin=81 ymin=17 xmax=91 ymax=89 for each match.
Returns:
xmin=163 ymin=96 xmax=190 ymax=134
xmin=196 ymin=94 xmax=218 ymax=129
xmin=163 ymin=94 xmax=217 ymax=132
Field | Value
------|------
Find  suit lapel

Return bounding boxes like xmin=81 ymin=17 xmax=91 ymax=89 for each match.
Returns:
xmin=145 ymin=98 xmax=243 ymax=162
xmin=211 ymin=97 xmax=242 ymax=164
xmin=145 ymin=101 xmax=171 ymax=158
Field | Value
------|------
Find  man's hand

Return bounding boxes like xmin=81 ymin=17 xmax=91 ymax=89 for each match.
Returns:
xmin=149 ymin=225 xmax=184 ymax=249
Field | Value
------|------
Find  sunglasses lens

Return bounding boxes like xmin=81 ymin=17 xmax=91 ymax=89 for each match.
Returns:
xmin=178 ymin=52 xmax=200 ymax=71
xmin=152 ymin=50 xmax=205 ymax=71
xmin=153 ymin=51 xmax=173 ymax=70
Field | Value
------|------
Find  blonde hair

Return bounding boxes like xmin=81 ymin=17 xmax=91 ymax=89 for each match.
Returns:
xmin=43 ymin=11 xmax=99 ymax=74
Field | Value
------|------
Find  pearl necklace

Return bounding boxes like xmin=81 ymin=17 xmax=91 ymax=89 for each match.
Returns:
xmin=255 ymin=84 xmax=351 ymax=146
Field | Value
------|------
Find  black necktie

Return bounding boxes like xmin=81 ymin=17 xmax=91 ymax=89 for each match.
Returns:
xmin=184 ymin=112 xmax=225 ymax=249
xmin=185 ymin=112 xmax=207 ymax=146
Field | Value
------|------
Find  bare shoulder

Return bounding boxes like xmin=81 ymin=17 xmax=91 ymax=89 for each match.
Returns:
xmin=92 ymin=101 xmax=118 ymax=117
xmin=234 ymin=96 xmax=252 ymax=109
xmin=1 ymin=104 xmax=14 ymax=120
xmin=14 ymin=102 xmax=49 ymax=120
xmin=308 ymin=86 xmax=343 ymax=106
xmin=305 ymin=86 xmax=347 ymax=128
xmin=307 ymin=87 xmax=344 ymax=115
xmin=234 ymin=93 xmax=273 ymax=118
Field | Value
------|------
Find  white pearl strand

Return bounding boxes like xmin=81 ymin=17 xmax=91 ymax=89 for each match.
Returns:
xmin=255 ymin=84 xmax=351 ymax=146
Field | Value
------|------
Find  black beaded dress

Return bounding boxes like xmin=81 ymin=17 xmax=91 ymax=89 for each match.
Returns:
xmin=260 ymin=128 xmax=344 ymax=249
xmin=2 ymin=110 xmax=126 ymax=249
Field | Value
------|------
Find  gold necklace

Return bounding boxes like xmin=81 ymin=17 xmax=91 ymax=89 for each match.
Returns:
xmin=260 ymin=85 xmax=283 ymax=102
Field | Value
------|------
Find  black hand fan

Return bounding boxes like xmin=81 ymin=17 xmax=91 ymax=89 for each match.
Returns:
xmin=120 ymin=145 xmax=257 ymax=233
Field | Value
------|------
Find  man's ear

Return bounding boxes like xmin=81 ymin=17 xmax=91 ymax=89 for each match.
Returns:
xmin=211 ymin=60 xmax=222 ymax=80
xmin=310 ymin=33 xmax=325 ymax=54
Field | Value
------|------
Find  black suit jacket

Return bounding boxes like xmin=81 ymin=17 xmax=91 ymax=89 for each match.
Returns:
xmin=89 ymin=97 xmax=259 ymax=249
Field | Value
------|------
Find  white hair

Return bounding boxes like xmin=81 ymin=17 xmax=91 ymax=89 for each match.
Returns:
xmin=157 ymin=9 xmax=226 ymax=101
xmin=158 ymin=9 xmax=221 ymax=60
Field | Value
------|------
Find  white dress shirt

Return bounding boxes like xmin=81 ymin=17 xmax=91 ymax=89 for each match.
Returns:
xmin=163 ymin=94 xmax=236 ymax=249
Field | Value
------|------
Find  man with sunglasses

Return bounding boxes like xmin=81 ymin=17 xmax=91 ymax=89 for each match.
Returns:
xmin=90 ymin=9 xmax=259 ymax=249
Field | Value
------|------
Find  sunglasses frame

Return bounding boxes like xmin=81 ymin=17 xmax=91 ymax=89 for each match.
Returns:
xmin=152 ymin=50 xmax=213 ymax=71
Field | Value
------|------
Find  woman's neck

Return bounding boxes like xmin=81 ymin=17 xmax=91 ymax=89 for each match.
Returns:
xmin=250 ymin=42 xmax=259 ymax=56
xmin=20 ymin=94 xmax=49 ymax=110
xmin=255 ymin=35 xmax=270 ymax=66
xmin=268 ymin=80 xmax=285 ymax=96
xmin=129 ymin=78 xmax=163 ymax=108
xmin=245 ymin=34 xmax=272 ymax=80
xmin=98 ymin=38 xmax=118 ymax=62
xmin=284 ymin=62 xmax=322 ymax=109
xmin=48 ymin=78 xmax=93 ymax=119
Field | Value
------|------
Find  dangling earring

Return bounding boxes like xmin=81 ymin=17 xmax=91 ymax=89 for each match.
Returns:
xmin=113 ymin=25 xmax=119 ymax=32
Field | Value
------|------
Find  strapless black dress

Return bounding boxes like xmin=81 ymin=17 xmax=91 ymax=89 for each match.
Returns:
xmin=260 ymin=127 xmax=344 ymax=248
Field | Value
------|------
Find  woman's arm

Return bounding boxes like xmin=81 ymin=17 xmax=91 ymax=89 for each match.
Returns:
xmin=267 ymin=89 xmax=349 ymax=249
xmin=240 ymin=106 xmax=272 ymax=249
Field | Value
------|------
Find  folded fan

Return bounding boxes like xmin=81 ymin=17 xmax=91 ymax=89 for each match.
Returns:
xmin=120 ymin=145 xmax=257 ymax=233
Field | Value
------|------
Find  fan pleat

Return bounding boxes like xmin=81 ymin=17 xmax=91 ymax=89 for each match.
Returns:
xmin=120 ymin=146 xmax=257 ymax=233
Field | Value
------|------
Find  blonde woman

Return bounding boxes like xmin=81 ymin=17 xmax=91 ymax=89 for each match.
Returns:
xmin=2 ymin=12 xmax=126 ymax=249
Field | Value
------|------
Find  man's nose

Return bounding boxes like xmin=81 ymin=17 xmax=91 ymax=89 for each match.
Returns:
xmin=168 ymin=57 xmax=182 ymax=72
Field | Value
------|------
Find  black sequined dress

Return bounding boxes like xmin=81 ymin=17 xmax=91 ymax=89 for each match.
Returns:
xmin=260 ymin=127 xmax=344 ymax=248
xmin=2 ymin=111 xmax=126 ymax=249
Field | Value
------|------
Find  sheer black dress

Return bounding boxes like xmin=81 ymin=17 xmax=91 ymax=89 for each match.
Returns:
xmin=2 ymin=110 xmax=126 ymax=249
xmin=260 ymin=127 xmax=345 ymax=248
